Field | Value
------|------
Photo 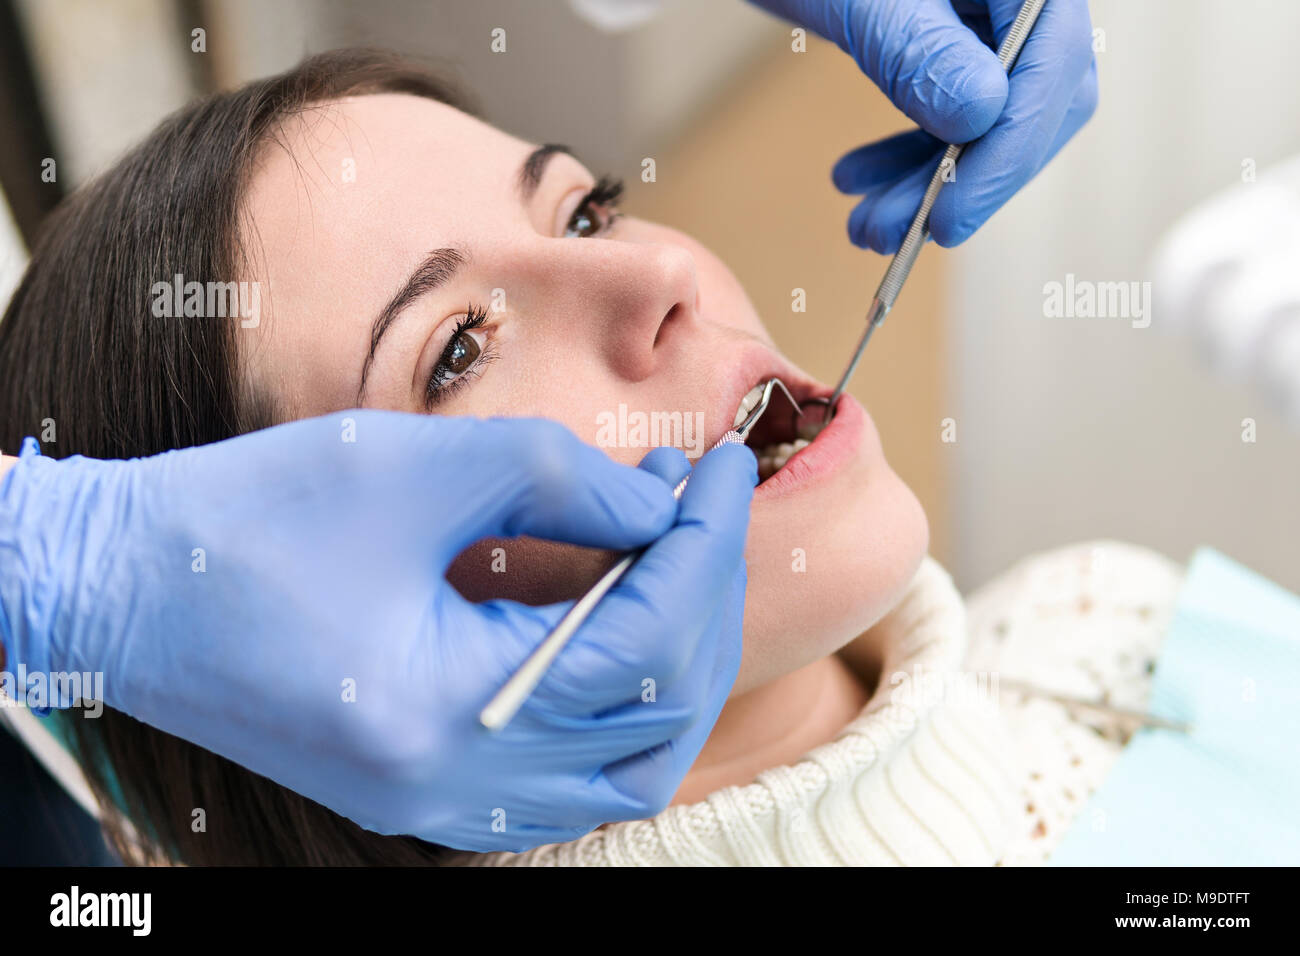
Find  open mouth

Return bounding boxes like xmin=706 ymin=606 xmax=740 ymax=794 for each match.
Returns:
xmin=731 ymin=378 xmax=827 ymax=484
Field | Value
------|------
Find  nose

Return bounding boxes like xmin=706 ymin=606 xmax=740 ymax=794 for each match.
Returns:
xmin=539 ymin=238 xmax=700 ymax=381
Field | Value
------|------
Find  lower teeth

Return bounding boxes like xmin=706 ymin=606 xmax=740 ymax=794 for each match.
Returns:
xmin=756 ymin=438 xmax=811 ymax=481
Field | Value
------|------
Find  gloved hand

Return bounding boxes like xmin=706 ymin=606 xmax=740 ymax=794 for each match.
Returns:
xmin=0 ymin=411 xmax=756 ymax=852
xmin=749 ymin=0 xmax=1098 ymax=252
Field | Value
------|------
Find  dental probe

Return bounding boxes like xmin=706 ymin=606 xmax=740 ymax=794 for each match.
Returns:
xmin=480 ymin=378 xmax=803 ymax=732
xmin=808 ymin=0 xmax=1049 ymax=432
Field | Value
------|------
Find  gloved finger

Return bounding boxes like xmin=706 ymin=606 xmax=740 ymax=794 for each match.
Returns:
xmin=428 ymin=416 xmax=677 ymax=569
xmin=636 ymin=445 xmax=691 ymax=486
xmin=453 ymin=745 xmax=694 ymax=838
xmin=749 ymin=0 xmax=1008 ymax=144
xmin=1030 ymin=56 xmax=1098 ymax=172
xmin=832 ymin=128 xmax=943 ymax=195
xmin=412 ymin=589 xmax=723 ymax=829
xmin=427 ymin=773 xmax=607 ymax=851
xmin=523 ymin=442 xmax=755 ymax=716
xmin=846 ymin=161 xmax=937 ymax=254
xmin=434 ymin=590 xmax=677 ymax=753
xmin=563 ymin=442 xmax=752 ymax=712
xmin=510 ymin=550 xmax=745 ymax=768
xmin=836 ymin=0 xmax=1007 ymax=144
xmin=842 ymin=60 xmax=1094 ymax=253
xmin=595 ymin=557 xmax=746 ymax=821
xmin=505 ymin=580 xmax=744 ymax=827
xmin=928 ymin=0 xmax=1096 ymax=246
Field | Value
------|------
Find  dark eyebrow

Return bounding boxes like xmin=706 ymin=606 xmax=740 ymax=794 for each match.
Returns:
xmin=519 ymin=143 xmax=575 ymax=202
xmin=357 ymin=246 xmax=467 ymax=403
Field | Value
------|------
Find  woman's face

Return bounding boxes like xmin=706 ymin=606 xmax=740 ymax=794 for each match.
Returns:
xmin=240 ymin=93 xmax=927 ymax=695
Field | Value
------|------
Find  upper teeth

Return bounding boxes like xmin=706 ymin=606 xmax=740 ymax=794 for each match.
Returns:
xmin=733 ymin=383 xmax=767 ymax=429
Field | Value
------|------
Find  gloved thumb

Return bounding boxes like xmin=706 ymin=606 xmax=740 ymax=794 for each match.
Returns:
xmin=749 ymin=0 xmax=1007 ymax=144
xmin=427 ymin=417 xmax=678 ymax=569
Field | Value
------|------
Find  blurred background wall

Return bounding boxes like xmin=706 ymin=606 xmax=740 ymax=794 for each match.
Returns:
xmin=2 ymin=0 xmax=1297 ymax=591
xmin=949 ymin=0 xmax=1300 ymax=592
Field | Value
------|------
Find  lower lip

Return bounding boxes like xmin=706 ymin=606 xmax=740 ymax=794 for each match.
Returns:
xmin=753 ymin=392 xmax=869 ymax=500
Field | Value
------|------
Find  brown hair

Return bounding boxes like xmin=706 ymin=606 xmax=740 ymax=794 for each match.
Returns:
xmin=0 ymin=48 xmax=478 ymax=865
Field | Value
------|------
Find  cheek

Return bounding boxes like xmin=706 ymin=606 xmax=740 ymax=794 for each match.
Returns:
xmin=733 ymin=466 xmax=929 ymax=696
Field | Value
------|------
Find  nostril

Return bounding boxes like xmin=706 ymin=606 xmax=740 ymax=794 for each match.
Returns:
xmin=653 ymin=302 xmax=682 ymax=349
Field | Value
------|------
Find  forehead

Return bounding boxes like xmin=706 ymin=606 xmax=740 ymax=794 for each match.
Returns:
xmin=236 ymin=94 xmax=538 ymax=413
xmin=244 ymin=93 xmax=530 ymax=252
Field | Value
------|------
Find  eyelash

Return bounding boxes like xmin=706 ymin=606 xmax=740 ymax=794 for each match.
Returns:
xmin=425 ymin=304 xmax=496 ymax=408
xmin=423 ymin=175 xmax=623 ymax=407
xmin=566 ymin=176 xmax=624 ymax=237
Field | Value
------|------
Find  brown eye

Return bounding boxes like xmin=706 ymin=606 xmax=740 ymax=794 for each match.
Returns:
xmin=563 ymin=177 xmax=624 ymax=238
xmin=446 ymin=328 xmax=481 ymax=374
xmin=426 ymin=309 xmax=492 ymax=408
xmin=565 ymin=202 xmax=607 ymax=238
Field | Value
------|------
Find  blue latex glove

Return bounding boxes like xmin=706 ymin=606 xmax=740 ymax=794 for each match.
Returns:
xmin=749 ymin=0 xmax=1098 ymax=252
xmin=0 ymin=411 xmax=755 ymax=852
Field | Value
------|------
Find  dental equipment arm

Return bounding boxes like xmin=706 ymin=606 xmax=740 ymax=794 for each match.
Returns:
xmin=1150 ymin=152 xmax=1300 ymax=428
xmin=748 ymin=0 xmax=1097 ymax=252
xmin=0 ymin=411 xmax=756 ymax=852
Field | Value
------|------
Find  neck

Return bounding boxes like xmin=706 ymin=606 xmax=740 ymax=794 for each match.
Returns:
xmin=671 ymin=651 xmax=872 ymax=806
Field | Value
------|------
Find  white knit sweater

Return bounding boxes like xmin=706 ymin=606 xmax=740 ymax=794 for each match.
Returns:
xmin=452 ymin=540 xmax=1184 ymax=866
